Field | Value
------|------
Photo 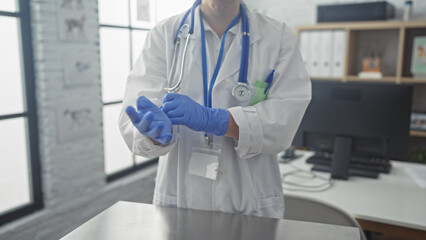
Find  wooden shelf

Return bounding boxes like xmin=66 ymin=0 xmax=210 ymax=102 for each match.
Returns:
xmin=411 ymin=130 xmax=426 ymax=138
xmin=346 ymin=75 xmax=397 ymax=83
xmin=297 ymin=20 xmax=426 ymax=32
xmin=310 ymin=76 xmax=426 ymax=84
xmin=401 ymin=77 xmax=426 ymax=84
xmin=297 ymin=21 xmax=426 ymax=85
xmin=310 ymin=77 xmax=343 ymax=82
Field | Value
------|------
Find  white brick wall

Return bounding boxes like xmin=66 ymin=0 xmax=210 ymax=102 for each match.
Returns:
xmin=32 ymin=0 xmax=103 ymax=208
xmin=245 ymin=0 xmax=426 ymax=29
xmin=0 ymin=0 xmax=156 ymax=239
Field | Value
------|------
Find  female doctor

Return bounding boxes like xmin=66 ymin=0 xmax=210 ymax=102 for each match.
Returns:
xmin=119 ymin=0 xmax=311 ymax=219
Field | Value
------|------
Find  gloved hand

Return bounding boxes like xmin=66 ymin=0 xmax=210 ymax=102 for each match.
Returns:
xmin=162 ymin=93 xmax=229 ymax=136
xmin=126 ymin=96 xmax=172 ymax=145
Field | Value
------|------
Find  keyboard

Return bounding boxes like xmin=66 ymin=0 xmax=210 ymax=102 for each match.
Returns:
xmin=311 ymin=164 xmax=379 ymax=179
xmin=306 ymin=155 xmax=392 ymax=174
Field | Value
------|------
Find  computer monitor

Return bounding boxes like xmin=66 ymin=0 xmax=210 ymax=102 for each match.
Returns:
xmin=293 ymin=81 xmax=413 ymax=163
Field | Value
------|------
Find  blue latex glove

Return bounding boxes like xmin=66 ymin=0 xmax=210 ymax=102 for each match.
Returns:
xmin=126 ymin=96 xmax=172 ymax=145
xmin=162 ymin=93 xmax=229 ymax=136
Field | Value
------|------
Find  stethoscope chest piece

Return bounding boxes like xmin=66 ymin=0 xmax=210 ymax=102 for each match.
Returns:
xmin=232 ymin=82 xmax=252 ymax=102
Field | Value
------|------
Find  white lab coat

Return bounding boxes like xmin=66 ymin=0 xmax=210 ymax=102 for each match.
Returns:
xmin=119 ymin=5 xmax=311 ymax=219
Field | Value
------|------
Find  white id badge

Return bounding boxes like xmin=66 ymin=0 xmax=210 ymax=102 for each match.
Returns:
xmin=189 ymin=141 xmax=222 ymax=181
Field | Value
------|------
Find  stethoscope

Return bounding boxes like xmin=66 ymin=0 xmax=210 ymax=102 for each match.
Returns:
xmin=164 ymin=0 xmax=251 ymax=104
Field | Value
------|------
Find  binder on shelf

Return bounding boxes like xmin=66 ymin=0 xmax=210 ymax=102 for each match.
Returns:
xmin=331 ymin=30 xmax=346 ymax=78
xmin=299 ymin=31 xmax=311 ymax=75
xmin=318 ymin=31 xmax=333 ymax=77
xmin=309 ymin=31 xmax=322 ymax=77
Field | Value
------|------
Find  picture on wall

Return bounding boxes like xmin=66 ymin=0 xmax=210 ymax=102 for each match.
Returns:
xmin=131 ymin=0 xmax=157 ymax=28
xmin=137 ymin=0 xmax=151 ymax=22
xmin=63 ymin=52 xmax=97 ymax=86
xmin=58 ymin=0 xmax=88 ymax=41
xmin=56 ymin=98 xmax=100 ymax=143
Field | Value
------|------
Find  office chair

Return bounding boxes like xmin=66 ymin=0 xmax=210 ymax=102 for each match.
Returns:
xmin=283 ymin=194 xmax=367 ymax=240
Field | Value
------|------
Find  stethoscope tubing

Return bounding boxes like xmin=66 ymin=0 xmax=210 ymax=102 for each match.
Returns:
xmin=166 ymin=0 xmax=200 ymax=93
xmin=240 ymin=5 xmax=250 ymax=85
xmin=166 ymin=0 xmax=250 ymax=100
xmin=166 ymin=26 xmax=186 ymax=93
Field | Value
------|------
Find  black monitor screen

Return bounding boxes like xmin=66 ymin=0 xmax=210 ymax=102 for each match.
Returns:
xmin=293 ymin=81 xmax=413 ymax=160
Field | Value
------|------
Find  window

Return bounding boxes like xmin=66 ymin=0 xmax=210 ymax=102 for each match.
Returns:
xmin=0 ymin=0 xmax=42 ymax=226
xmin=99 ymin=0 xmax=192 ymax=181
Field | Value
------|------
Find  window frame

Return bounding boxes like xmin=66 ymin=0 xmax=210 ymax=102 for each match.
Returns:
xmin=100 ymin=0 xmax=157 ymax=182
xmin=0 ymin=0 xmax=43 ymax=226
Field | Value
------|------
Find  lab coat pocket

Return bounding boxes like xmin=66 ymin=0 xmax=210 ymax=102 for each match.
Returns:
xmin=153 ymin=189 xmax=177 ymax=207
xmin=256 ymin=195 xmax=285 ymax=219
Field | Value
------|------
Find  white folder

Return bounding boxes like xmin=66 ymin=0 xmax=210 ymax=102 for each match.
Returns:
xmin=309 ymin=31 xmax=322 ymax=77
xmin=331 ymin=30 xmax=346 ymax=78
xmin=318 ymin=31 xmax=333 ymax=77
xmin=299 ymin=31 xmax=311 ymax=75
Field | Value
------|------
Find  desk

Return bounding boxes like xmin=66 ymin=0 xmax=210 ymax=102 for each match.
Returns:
xmin=279 ymin=151 xmax=426 ymax=239
xmin=60 ymin=201 xmax=360 ymax=240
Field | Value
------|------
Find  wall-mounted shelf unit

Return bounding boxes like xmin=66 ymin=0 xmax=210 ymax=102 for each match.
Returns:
xmin=296 ymin=21 xmax=426 ymax=84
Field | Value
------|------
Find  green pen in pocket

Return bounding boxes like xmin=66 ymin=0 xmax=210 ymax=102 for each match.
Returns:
xmin=249 ymin=70 xmax=275 ymax=106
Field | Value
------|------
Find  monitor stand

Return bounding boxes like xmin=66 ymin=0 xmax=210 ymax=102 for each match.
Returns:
xmin=309 ymin=137 xmax=380 ymax=179
xmin=331 ymin=136 xmax=352 ymax=180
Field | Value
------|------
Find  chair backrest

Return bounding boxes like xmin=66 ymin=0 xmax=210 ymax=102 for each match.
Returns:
xmin=283 ymin=194 xmax=366 ymax=240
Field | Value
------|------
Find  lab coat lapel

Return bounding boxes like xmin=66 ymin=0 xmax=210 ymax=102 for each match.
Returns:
xmin=214 ymin=7 xmax=261 ymax=86
xmin=190 ymin=5 xmax=261 ymax=84
xmin=214 ymin=32 xmax=242 ymax=82
xmin=190 ymin=36 xmax=202 ymax=68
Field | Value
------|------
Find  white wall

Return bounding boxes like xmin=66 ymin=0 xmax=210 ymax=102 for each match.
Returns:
xmin=245 ymin=0 xmax=426 ymax=29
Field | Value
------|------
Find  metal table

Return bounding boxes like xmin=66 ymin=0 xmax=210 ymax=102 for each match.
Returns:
xmin=61 ymin=201 xmax=360 ymax=240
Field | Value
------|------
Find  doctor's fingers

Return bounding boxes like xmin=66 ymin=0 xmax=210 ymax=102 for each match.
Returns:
xmin=163 ymin=108 xmax=185 ymax=119
xmin=156 ymin=134 xmax=172 ymax=145
xmin=161 ymin=101 xmax=180 ymax=113
xmin=126 ymin=106 xmax=142 ymax=124
xmin=162 ymin=92 xmax=181 ymax=103
xmin=143 ymin=121 xmax=164 ymax=139
xmin=137 ymin=96 xmax=157 ymax=112
xmin=137 ymin=111 xmax=155 ymax=132
xmin=169 ymin=116 xmax=189 ymax=126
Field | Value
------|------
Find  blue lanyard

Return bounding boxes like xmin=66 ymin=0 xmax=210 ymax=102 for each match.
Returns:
xmin=200 ymin=10 xmax=241 ymax=107
xmin=175 ymin=1 xmax=250 ymax=107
